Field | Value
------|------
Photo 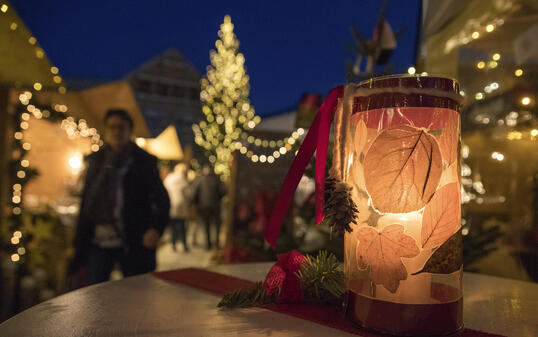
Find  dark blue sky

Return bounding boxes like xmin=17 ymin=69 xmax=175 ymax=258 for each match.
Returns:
xmin=12 ymin=0 xmax=419 ymax=115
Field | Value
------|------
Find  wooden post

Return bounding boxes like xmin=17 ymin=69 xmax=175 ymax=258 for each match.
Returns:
xmin=223 ymin=152 xmax=237 ymax=246
xmin=0 ymin=88 xmax=10 ymax=232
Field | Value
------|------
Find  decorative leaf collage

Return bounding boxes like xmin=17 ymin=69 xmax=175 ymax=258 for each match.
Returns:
xmin=351 ymin=111 xmax=462 ymax=293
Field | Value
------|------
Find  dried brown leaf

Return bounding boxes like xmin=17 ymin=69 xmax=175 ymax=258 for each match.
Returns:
xmin=356 ymin=224 xmax=419 ymax=293
xmin=421 ymin=183 xmax=461 ymax=249
xmin=413 ymin=231 xmax=462 ymax=275
xmin=364 ymin=125 xmax=442 ymax=213
xmin=439 ymin=111 xmax=459 ymax=165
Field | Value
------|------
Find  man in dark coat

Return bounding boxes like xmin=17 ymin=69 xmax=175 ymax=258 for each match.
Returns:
xmin=72 ymin=109 xmax=170 ymax=285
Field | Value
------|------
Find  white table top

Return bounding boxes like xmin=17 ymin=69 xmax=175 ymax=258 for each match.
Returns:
xmin=0 ymin=263 xmax=537 ymax=337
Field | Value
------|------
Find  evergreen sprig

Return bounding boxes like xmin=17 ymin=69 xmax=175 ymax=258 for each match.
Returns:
xmin=297 ymin=251 xmax=346 ymax=303
xmin=218 ymin=251 xmax=346 ymax=308
xmin=217 ymin=282 xmax=274 ymax=308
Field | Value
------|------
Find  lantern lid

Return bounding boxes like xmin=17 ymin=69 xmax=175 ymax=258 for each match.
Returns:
xmin=354 ymin=74 xmax=462 ymax=111
xmin=358 ymin=74 xmax=460 ymax=95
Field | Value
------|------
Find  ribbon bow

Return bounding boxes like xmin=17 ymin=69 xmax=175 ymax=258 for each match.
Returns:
xmin=265 ymin=86 xmax=344 ymax=248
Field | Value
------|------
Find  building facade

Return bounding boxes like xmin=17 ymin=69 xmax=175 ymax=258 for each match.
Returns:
xmin=126 ymin=49 xmax=201 ymax=155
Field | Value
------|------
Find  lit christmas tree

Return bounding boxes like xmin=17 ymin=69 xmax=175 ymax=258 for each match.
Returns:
xmin=193 ymin=15 xmax=260 ymax=178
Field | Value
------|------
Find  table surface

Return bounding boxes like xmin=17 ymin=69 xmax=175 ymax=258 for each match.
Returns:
xmin=0 ymin=263 xmax=537 ymax=337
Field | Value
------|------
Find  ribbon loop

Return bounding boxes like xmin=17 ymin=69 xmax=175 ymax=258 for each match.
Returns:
xmin=265 ymin=86 xmax=344 ymax=248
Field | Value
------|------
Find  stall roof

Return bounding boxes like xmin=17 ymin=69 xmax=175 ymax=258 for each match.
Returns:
xmin=0 ymin=1 xmax=57 ymax=88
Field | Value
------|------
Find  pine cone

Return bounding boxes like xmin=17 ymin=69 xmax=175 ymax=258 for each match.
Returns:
xmin=323 ymin=177 xmax=359 ymax=234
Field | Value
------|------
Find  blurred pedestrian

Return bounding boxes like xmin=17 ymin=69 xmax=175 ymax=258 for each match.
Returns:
xmin=163 ymin=163 xmax=190 ymax=252
xmin=193 ymin=165 xmax=225 ymax=250
xmin=72 ymin=109 xmax=170 ymax=285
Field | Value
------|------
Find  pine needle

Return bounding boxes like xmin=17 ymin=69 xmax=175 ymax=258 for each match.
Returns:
xmin=217 ymin=282 xmax=274 ymax=308
xmin=296 ymin=251 xmax=346 ymax=303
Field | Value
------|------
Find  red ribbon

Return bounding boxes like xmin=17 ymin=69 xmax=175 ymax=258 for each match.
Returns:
xmin=265 ymin=86 xmax=344 ymax=248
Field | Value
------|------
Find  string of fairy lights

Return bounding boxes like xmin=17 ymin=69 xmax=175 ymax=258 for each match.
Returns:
xmin=235 ymin=128 xmax=305 ymax=163
xmin=193 ymin=15 xmax=310 ymax=172
xmin=2 ymin=2 xmax=101 ymax=263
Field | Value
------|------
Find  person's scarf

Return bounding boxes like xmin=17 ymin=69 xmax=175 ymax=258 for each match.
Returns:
xmin=84 ymin=144 xmax=134 ymax=230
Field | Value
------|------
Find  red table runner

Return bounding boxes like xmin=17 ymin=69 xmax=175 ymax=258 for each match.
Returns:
xmin=152 ymin=268 xmax=504 ymax=337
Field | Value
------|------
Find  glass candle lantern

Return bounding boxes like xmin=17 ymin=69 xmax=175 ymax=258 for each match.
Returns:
xmin=343 ymin=75 xmax=463 ymax=336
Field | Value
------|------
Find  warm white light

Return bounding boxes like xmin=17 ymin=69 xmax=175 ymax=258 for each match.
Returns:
xmin=17 ymin=247 xmax=26 ymax=255
xmin=13 ymin=231 xmax=22 ymax=238
xmin=33 ymin=82 xmax=42 ymax=91
xmin=476 ymin=61 xmax=485 ymax=69
xmin=135 ymin=137 xmax=146 ymax=147
xmin=521 ymin=97 xmax=531 ymax=105
xmin=475 ymin=92 xmax=484 ymax=100
xmin=492 ymin=53 xmax=500 ymax=61
xmin=485 ymin=24 xmax=495 ymax=32
xmin=407 ymin=67 xmax=416 ymax=75
xmin=11 ymin=254 xmax=20 ymax=262
xmin=0 ymin=4 xmax=8 ymax=12
xmin=68 ymin=156 xmax=82 ymax=170
xmin=514 ymin=69 xmax=523 ymax=77
xmin=491 ymin=152 xmax=504 ymax=161
xmin=471 ymin=31 xmax=480 ymax=39
xmin=531 ymin=129 xmax=538 ymax=137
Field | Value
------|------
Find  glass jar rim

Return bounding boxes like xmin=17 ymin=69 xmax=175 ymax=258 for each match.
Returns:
xmin=358 ymin=74 xmax=460 ymax=94
xmin=359 ymin=73 xmax=458 ymax=84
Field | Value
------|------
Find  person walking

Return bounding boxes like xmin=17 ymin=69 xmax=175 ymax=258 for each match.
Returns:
xmin=72 ymin=109 xmax=170 ymax=285
xmin=163 ymin=163 xmax=190 ymax=252
xmin=193 ymin=165 xmax=225 ymax=250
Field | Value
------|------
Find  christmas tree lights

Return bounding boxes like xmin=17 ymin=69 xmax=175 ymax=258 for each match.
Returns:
xmin=193 ymin=15 xmax=259 ymax=178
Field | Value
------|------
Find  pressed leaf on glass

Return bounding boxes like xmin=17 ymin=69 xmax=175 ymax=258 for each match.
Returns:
xmin=364 ymin=125 xmax=442 ymax=213
xmin=439 ymin=111 xmax=459 ymax=165
xmin=356 ymin=224 xmax=419 ymax=293
xmin=413 ymin=231 xmax=462 ymax=275
xmin=354 ymin=119 xmax=368 ymax=155
xmin=421 ymin=183 xmax=461 ymax=249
